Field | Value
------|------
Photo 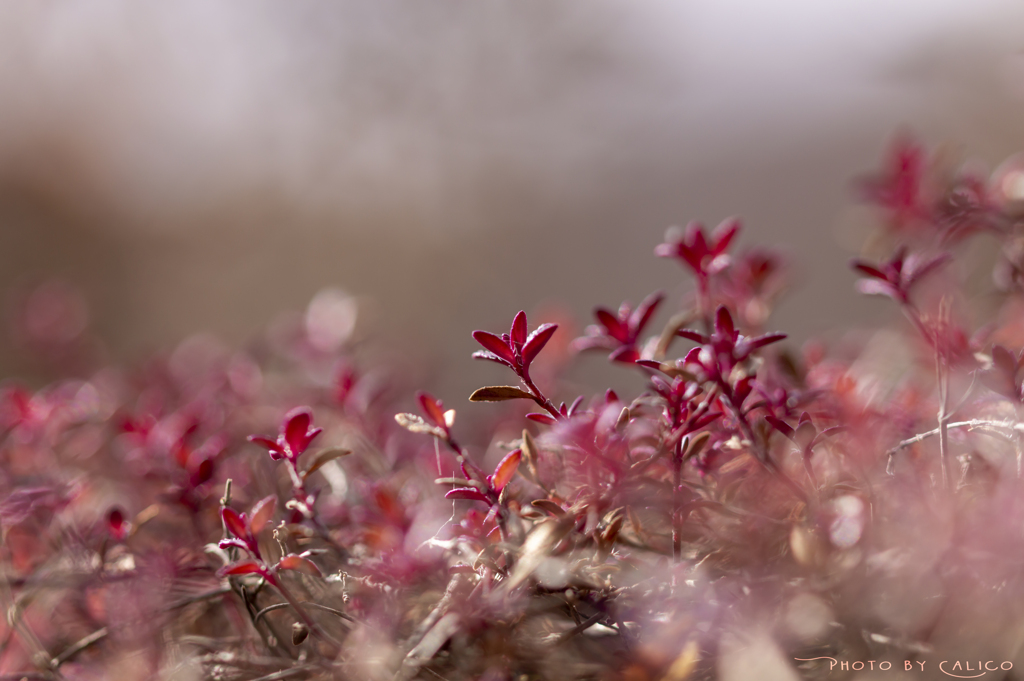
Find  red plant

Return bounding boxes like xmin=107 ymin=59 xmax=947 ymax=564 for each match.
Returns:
xmin=4 ymin=134 xmax=1024 ymax=681
xmin=573 ymin=291 xmax=664 ymax=363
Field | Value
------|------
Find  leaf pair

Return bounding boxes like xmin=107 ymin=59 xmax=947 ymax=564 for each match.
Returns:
xmin=472 ymin=311 xmax=557 ymax=379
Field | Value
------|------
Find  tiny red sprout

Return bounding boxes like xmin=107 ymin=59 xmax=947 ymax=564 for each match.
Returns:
xmin=248 ymin=407 xmax=322 ymax=463
xmin=472 ymin=311 xmax=558 ymax=379
xmin=573 ymin=291 xmax=664 ymax=363
xmin=649 ymin=374 xmax=721 ymax=433
xmin=851 ymin=248 xmax=951 ymax=305
xmin=107 ymin=507 xmax=130 ymax=542
xmin=188 ymin=457 xmax=215 ymax=488
xmin=249 ymin=495 xmax=277 ymax=535
xmin=655 ymin=218 xmax=739 ymax=280
xmin=677 ymin=306 xmax=786 ymax=382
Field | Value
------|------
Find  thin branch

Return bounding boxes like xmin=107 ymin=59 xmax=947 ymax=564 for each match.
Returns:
xmin=254 ymin=601 xmax=356 ymax=628
xmin=52 ymin=627 xmax=107 ymax=666
xmin=245 ymin=666 xmax=317 ymax=681
xmin=886 ymin=419 xmax=1021 ymax=474
xmin=936 ymin=347 xmax=951 ymax=489
xmin=558 ymin=612 xmax=605 ymax=642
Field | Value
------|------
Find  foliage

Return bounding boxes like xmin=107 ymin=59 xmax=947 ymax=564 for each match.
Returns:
xmin=3 ymin=136 xmax=1024 ymax=680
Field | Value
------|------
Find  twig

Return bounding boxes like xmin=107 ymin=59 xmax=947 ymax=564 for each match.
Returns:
xmin=423 ymin=668 xmax=454 ymax=681
xmin=404 ymin=574 xmax=467 ymax=654
xmin=672 ymin=437 xmax=683 ymax=563
xmin=246 ymin=666 xmax=317 ymax=681
xmin=886 ymin=419 xmax=1020 ymax=474
xmin=936 ymin=346 xmax=951 ymax=489
xmin=254 ymin=601 xmax=356 ymax=628
xmin=52 ymin=627 xmax=107 ymax=666
xmin=558 ymin=612 xmax=605 ymax=642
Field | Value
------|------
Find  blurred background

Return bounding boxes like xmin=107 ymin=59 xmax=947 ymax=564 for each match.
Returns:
xmin=1 ymin=0 xmax=1024 ymax=401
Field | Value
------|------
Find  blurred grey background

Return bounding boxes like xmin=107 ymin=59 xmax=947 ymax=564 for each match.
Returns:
xmin=1 ymin=0 xmax=1024 ymax=400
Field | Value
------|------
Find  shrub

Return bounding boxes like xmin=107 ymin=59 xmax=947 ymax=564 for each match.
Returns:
xmin=1 ymin=136 xmax=1023 ymax=680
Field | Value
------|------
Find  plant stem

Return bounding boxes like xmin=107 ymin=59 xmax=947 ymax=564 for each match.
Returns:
xmin=672 ymin=438 xmax=683 ymax=563
xmin=522 ymin=373 xmax=562 ymax=419
xmin=936 ymin=354 xmax=951 ymax=489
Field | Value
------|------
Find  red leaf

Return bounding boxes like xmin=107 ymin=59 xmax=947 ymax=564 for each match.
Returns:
xmin=714 ymin=307 xmax=735 ymax=338
xmin=687 ymin=221 xmax=709 ymax=255
xmin=283 ymin=408 xmax=311 ymax=445
xmin=733 ymin=376 xmax=754 ymax=405
xmin=248 ymin=435 xmax=285 ymax=460
xmin=472 ymin=331 xmax=515 ymax=365
xmin=905 ymin=253 xmax=952 ymax=287
xmin=682 ymin=347 xmax=703 ymax=367
xmin=510 ymin=311 xmax=528 ymax=346
xmin=107 ymin=508 xmax=129 ymax=542
xmin=851 ymin=261 xmax=887 ymax=280
xmin=417 ymin=391 xmax=447 ymax=428
xmin=491 ymin=449 xmax=522 ymax=492
xmin=282 ymin=407 xmax=320 ymax=457
xmin=277 ymin=554 xmax=322 ymax=577
xmin=526 ymin=413 xmax=556 ymax=425
xmin=691 ymin=412 xmax=722 ymax=431
xmin=522 ymin=323 xmax=558 ymax=369
xmin=765 ymin=415 xmax=795 ymax=441
xmin=219 ymin=561 xmax=264 ymax=577
xmin=711 ymin=217 xmax=740 ymax=254
xmin=744 ymin=332 xmax=787 ymax=353
xmin=189 ymin=458 xmax=214 ymax=488
xmin=221 ymin=507 xmax=249 ymax=540
xmin=249 ymin=495 xmax=277 ymax=536
xmin=595 ymin=309 xmax=625 ymax=341
xmin=445 ymin=488 xmax=491 ymax=504
xmin=677 ymin=329 xmax=707 ymax=344
xmin=630 ymin=291 xmax=664 ymax=335
xmin=609 ymin=346 xmax=639 ymax=364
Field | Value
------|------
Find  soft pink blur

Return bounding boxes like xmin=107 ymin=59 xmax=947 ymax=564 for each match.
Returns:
xmin=1 ymin=1 xmax=1024 ymax=404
